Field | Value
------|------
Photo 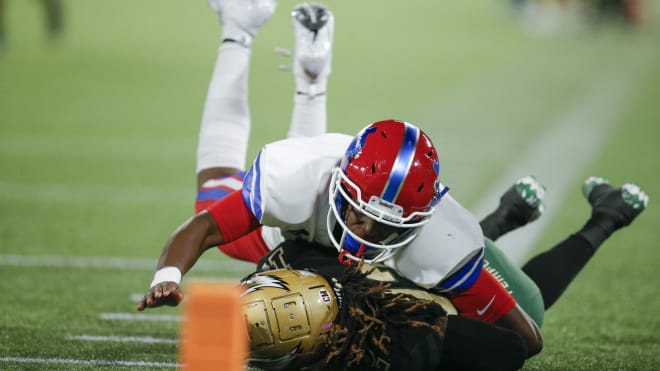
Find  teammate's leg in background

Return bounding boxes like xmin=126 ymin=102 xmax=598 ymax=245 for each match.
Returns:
xmin=521 ymin=176 xmax=649 ymax=309
xmin=42 ymin=0 xmax=63 ymax=40
xmin=0 ymin=0 xmax=6 ymax=53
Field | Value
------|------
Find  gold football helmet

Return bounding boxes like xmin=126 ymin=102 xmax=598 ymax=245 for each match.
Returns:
xmin=241 ymin=269 xmax=340 ymax=370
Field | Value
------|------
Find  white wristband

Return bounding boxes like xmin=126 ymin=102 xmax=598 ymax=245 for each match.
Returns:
xmin=150 ymin=266 xmax=182 ymax=288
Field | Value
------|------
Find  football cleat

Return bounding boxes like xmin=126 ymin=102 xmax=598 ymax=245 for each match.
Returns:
xmin=501 ymin=175 xmax=546 ymax=226
xmin=582 ymin=176 xmax=648 ymax=229
xmin=291 ymin=2 xmax=334 ymax=82
xmin=208 ymin=0 xmax=276 ymax=42
xmin=479 ymin=176 xmax=546 ymax=241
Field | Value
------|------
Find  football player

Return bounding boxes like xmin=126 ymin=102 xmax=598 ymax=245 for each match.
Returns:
xmin=135 ymin=0 xmax=335 ymax=307
xmin=242 ymin=176 xmax=649 ymax=370
xmin=136 ymin=0 xmax=649 ymax=361
xmin=242 ymin=264 xmax=528 ymax=371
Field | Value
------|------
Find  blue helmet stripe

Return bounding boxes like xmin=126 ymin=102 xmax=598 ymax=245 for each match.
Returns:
xmin=381 ymin=123 xmax=420 ymax=203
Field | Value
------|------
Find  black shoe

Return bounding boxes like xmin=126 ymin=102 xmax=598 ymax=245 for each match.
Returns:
xmin=480 ymin=176 xmax=546 ymax=240
xmin=582 ymin=176 xmax=648 ymax=229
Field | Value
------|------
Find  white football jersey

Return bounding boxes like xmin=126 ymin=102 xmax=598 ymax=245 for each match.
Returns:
xmin=242 ymin=133 xmax=485 ymax=290
xmin=386 ymin=194 xmax=485 ymax=291
xmin=242 ymin=133 xmax=351 ymax=246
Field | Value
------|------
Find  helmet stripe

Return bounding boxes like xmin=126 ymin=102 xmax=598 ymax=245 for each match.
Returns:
xmin=381 ymin=123 xmax=420 ymax=203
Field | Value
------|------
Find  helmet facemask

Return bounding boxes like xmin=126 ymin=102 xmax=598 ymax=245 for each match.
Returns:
xmin=327 ymin=167 xmax=435 ymax=264
xmin=326 ymin=120 xmax=447 ymax=264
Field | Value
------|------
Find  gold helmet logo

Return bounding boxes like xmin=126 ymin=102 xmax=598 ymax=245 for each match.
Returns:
xmin=241 ymin=269 xmax=340 ymax=369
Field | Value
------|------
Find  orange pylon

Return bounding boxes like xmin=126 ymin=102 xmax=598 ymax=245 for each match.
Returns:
xmin=179 ymin=281 xmax=246 ymax=370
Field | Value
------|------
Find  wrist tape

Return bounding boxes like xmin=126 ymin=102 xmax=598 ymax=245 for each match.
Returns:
xmin=150 ymin=266 xmax=182 ymax=288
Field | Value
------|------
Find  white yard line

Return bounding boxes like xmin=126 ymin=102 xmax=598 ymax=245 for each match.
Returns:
xmin=67 ymin=335 xmax=178 ymax=344
xmin=0 ymin=356 xmax=177 ymax=368
xmin=0 ymin=180 xmax=192 ymax=206
xmin=0 ymin=254 xmax=253 ymax=275
xmin=99 ymin=312 xmax=182 ymax=322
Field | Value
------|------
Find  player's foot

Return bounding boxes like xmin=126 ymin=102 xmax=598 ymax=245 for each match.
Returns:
xmin=507 ymin=175 xmax=546 ymax=223
xmin=582 ymin=176 xmax=648 ymax=229
xmin=480 ymin=176 xmax=546 ymax=241
xmin=291 ymin=2 xmax=334 ymax=82
xmin=208 ymin=0 xmax=276 ymax=45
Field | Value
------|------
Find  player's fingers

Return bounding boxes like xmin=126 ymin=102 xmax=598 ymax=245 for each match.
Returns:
xmin=137 ymin=291 xmax=155 ymax=310
xmin=145 ymin=293 xmax=154 ymax=306
xmin=153 ymin=285 xmax=163 ymax=299
xmin=162 ymin=282 xmax=181 ymax=297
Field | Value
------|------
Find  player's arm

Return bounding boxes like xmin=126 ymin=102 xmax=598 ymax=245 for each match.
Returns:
xmin=449 ymin=268 xmax=543 ymax=358
xmin=136 ymin=211 xmax=224 ymax=311
xmin=495 ymin=304 xmax=543 ymax=357
xmin=137 ymin=191 xmax=259 ymax=311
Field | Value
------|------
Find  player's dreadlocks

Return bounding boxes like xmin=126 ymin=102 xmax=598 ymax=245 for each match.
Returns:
xmin=299 ymin=262 xmax=448 ymax=370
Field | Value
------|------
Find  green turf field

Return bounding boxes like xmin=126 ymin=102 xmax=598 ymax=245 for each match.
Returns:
xmin=1 ymin=0 xmax=659 ymax=369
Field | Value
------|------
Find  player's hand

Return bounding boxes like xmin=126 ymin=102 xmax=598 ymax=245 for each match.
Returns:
xmin=136 ymin=282 xmax=184 ymax=311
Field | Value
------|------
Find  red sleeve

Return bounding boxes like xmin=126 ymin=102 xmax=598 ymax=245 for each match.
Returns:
xmin=206 ymin=190 xmax=261 ymax=243
xmin=449 ymin=268 xmax=516 ymax=323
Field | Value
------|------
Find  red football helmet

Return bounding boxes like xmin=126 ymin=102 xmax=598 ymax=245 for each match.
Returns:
xmin=326 ymin=119 xmax=447 ymax=263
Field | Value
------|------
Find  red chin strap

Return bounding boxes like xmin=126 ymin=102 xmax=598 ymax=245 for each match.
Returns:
xmin=337 ymin=244 xmax=366 ymax=266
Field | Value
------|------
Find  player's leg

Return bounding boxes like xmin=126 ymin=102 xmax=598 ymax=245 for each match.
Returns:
xmin=0 ymin=0 xmax=6 ymax=52
xmin=286 ymin=3 xmax=334 ymax=138
xmin=227 ymin=3 xmax=335 ymax=262
xmin=521 ymin=176 xmax=649 ymax=309
xmin=196 ymin=0 xmax=276 ymax=191
xmin=42 ymin=0 xmax=63 ymax=40
xmin=194 ymin=0 xmax=280 ymax=264
xmin=483 ymin=239 xmax=545 ymax=327
xmin=480 ymin=176 xmax=546 ymax=241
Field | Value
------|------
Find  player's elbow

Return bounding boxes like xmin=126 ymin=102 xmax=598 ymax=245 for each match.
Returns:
xmin=526 ymin=330 xmax=543 ymax=357
xmin=442 ymin=316 xmax=528 ymax=371
xmin=522 ymin=314 xmax=543 ymax=358
xmin=495 ymin=304 xmax=543 ymax=359
xmin=192 ymin=210 xmax=224 ymax=248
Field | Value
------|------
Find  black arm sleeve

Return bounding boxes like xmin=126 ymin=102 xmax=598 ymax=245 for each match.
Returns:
xmin=440 ymin=315 xmax=527 ymax=371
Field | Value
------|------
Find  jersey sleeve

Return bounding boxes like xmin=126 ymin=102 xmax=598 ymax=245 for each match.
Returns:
xmin=241 ymin=133 xmax=353 ymax=229
xmin=206 ymin=190 xmax=260 ymax=243
xmin=448 ymin=267 xmax=516 ymax=323
xmin=434 ymin=247 xmax=485 ymax=293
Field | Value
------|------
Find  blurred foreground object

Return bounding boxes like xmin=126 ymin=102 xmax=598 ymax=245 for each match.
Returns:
xmin=179 ymin=282 xmax=247 ymax=371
